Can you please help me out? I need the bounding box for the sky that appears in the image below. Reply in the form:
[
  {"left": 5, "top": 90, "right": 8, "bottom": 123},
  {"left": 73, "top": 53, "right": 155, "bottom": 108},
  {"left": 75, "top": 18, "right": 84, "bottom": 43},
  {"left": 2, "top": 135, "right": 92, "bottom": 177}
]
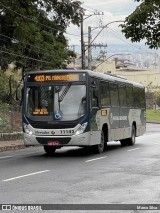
[{"left": 65, "top": 0, "right": 144, "bottom": 52}]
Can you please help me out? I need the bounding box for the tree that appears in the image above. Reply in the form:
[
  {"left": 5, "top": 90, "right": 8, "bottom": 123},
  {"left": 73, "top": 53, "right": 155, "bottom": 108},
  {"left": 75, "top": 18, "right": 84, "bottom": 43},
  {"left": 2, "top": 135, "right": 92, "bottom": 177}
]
[
  {"left": 0, "top": 0, "right": 83, "bottom": 71},
  {"left": 121, "top": 0, "right": 160, "bottom": 49}
]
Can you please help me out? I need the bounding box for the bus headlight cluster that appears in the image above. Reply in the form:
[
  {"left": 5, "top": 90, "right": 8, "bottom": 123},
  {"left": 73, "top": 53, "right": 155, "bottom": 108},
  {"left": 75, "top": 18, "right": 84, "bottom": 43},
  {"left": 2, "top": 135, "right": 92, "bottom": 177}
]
[
  {"left": 23, "top": 123, "right": 32, "bottom": 135},
  {"left": 75, "top": 123, "right": 87, "bottom": 135}
]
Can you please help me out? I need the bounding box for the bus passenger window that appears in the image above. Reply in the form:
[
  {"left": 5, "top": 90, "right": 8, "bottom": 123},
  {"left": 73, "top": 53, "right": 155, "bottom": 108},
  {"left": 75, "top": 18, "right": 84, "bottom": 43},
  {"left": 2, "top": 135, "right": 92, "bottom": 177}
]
[
  {"left": 126, "top": 86, "right": 133, "bottom": 107},
  {"left": 109, "top": 83, "right": 119, "bottom": 107},
  {"left": 100, "top": 82, "right": 110, "bottom": 107},
  {"left": 119, "top": 85, "right": 127, "bottom": 107}
]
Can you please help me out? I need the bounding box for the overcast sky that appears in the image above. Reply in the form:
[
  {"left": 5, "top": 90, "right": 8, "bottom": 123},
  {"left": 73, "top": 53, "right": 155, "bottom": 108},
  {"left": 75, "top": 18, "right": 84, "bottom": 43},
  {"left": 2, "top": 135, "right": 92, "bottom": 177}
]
[{"left": 66, "top": 0, "right": 141, "bottom": 48}]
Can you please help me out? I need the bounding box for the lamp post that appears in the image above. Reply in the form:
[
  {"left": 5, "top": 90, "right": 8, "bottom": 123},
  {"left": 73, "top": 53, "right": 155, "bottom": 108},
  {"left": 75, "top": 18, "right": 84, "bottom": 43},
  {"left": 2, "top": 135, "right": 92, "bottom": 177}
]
[{"left": 87, "top": 20, "right": 124, "bottom": 70}]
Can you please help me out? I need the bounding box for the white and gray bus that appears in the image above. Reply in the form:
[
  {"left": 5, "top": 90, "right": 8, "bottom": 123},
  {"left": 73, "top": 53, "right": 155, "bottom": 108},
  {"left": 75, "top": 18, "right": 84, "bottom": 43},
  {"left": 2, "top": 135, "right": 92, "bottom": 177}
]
[{"left": 23, "top": 70, "right": 146, "bottom": 154}]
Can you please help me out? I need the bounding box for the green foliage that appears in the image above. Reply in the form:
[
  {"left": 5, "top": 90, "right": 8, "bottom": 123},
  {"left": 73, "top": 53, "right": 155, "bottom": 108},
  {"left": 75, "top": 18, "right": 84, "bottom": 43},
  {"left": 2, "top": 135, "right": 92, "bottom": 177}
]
[
  {"left": 0, "top": 102, "right": 11, "bottom": 132},
  {"left": 146, "top": 82, "right": 160, "bottom": 109},
  {"left": 0, "top": 0, "right": 83, "bottom": 71},
  {"left": 146, "top": 109, "right": 160, "bottom": 122},
  {"left": 0, "top": 102, "right": 22, "bottom": 133},
  {"left": 0, "top": 71, "right": 9, "bottom": 101},
  {"left": 121, "top": 0, "right": 160, "bottom": 49}
]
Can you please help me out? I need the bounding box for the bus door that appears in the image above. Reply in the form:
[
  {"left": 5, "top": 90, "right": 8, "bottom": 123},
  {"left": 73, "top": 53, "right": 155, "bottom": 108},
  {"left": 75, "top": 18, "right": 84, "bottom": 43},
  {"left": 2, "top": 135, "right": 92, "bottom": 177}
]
[{"left": 89, "top": 79, "right": 101, "bottom": 146}]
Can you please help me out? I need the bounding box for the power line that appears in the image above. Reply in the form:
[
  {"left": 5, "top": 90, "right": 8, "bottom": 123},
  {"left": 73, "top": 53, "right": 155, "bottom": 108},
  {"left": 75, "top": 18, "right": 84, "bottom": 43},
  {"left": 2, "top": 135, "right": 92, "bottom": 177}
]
[
  {"left": 106, "top": 27, "right": 148, "bottom": 51},
  {"left": 0, "top": 49, "right": 55, "bottom": 65},
  {"left": 0, "top": 3, "right": 80, "bottom": 37}
]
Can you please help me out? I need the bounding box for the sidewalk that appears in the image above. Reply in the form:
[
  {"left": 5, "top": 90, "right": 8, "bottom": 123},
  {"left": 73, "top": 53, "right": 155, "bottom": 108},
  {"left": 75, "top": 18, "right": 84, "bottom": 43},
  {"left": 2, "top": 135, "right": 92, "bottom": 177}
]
[{"left": 0, "top": 139, "right": 26, "bottom": 152}]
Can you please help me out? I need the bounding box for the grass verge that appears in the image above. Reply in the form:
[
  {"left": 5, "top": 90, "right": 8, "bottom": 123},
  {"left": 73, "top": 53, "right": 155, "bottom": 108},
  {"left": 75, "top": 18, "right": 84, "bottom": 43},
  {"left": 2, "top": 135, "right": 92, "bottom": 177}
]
[{"left": 146, "top": 109, "right": 160, "bottom": 123}]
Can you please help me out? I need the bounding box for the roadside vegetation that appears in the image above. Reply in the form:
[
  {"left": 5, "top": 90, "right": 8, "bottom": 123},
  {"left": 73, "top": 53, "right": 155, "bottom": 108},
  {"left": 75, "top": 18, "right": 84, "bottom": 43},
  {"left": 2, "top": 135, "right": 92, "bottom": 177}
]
[
  {"left": 146, "top": 109, "right": 160, "bottom": 123},
  {"left": 0, "top": 102, "right": 22, "bottom": 133}
]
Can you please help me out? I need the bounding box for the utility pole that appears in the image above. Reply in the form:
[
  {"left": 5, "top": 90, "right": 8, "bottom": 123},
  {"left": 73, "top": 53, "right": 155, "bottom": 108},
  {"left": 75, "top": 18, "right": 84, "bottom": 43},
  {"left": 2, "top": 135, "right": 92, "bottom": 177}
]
[
  {"left": 87, "top": 20, "right": 124, "bottom": 70},
  {"left": 81, "top": 14, "right": 85, "bottom": 70},
  {"left": 88, "top": 26, "right": 92, "bottom": 70},
  {"left": 88, "top": 26, "right": 108, "bottom": 70},
  {"left": 80, "top": 11, "right": 104, "bottom": 69}
]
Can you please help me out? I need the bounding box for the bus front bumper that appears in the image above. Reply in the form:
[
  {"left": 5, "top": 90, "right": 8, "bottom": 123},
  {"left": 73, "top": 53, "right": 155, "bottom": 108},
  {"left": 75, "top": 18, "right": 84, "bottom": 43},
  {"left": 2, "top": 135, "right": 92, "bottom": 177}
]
[{"left": 23, "top": 132, "right": 91, "bottom": 147}]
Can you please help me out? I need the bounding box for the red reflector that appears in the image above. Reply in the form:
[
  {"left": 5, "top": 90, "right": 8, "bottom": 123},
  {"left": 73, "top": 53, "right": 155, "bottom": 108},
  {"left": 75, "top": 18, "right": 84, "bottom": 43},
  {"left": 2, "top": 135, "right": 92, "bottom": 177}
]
[{"left": 48, "top": 141, "right": 60, "bottom": 146}]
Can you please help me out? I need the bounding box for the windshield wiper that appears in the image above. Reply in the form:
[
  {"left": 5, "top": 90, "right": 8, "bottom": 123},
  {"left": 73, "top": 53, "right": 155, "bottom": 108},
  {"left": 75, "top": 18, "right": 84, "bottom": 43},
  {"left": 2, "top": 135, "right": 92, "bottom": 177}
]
[{"left": 58, "top": 83, "right": 71, "bottom": 102}]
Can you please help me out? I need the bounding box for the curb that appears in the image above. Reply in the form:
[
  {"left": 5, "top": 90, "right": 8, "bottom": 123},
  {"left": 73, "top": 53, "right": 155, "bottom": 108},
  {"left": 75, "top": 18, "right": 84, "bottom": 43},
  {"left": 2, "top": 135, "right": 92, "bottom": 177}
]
[
  {"left": 0, "top": 144, "right": 26, "bottom": 152},
  {"left": 146, "top": 121, "right": 160, "bottom": 124},
  {"left": 0, "top": 132, "right": 23, "bottom": 141}
]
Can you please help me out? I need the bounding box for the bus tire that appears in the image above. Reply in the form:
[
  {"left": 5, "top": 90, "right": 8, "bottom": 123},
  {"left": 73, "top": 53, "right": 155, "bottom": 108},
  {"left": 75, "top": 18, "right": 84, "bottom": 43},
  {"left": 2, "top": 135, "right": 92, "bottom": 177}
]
[
  {"left": 95, "top": 130, "right": 105, "bottom": 154},
  {"left": 44, "top": 146, "right": 56, "bottom": 155},
  {"left": 127, "top": 125, "right": 136, "bottom": 146},
  {"left": 120, "top": 139, "right": 128, "bottom": 147}
]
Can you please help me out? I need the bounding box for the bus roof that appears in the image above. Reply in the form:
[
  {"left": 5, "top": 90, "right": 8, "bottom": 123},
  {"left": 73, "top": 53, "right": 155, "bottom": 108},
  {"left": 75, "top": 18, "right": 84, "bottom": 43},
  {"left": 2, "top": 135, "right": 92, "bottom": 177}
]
[{"left": 27, "top": 69, "right": 144, "bottom": 88}]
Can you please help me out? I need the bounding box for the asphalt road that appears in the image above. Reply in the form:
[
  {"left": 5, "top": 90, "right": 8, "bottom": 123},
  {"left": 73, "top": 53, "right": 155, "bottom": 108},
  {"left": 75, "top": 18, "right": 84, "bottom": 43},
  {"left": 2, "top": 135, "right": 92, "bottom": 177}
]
[{"left": 0, "top": 123, "right": 160, "bottom": 212}]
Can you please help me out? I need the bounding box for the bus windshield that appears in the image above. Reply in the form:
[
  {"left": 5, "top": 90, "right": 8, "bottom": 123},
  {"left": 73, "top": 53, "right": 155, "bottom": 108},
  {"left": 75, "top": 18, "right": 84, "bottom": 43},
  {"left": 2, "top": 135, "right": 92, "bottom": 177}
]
[{"left": 25, "top": 84, "right": 86, "bottom": 122}]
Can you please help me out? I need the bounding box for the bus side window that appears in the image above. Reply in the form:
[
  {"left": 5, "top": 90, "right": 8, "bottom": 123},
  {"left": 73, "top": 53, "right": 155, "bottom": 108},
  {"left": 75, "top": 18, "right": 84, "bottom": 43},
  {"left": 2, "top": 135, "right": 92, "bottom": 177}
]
[
  {"left": 119, "top": 85, "right": 127, "bottom": 107},
  {"left": 100, "top": 81, "right": 110, "bottom": 107},
  {"left": 133, "top": 87, "right": 139, "bottom": 108},
  {"left": 109, "top": 83, "right": 119, "bottom": 107},
  {"left": 126, "top": 86, "right": 133, "bottom": 107}
]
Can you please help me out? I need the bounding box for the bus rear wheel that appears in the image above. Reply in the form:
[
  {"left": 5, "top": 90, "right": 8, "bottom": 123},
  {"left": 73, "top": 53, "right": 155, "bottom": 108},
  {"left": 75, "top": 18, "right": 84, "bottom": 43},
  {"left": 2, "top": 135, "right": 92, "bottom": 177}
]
[
  {"left": 95, "top": 130, "right": 105, "bottom": 154},
  {"left": 44, "top": 146, "right": 56, "bottom": 155},
  {"left": 127, "top": 125, "right": 136, "bottom": 146}
]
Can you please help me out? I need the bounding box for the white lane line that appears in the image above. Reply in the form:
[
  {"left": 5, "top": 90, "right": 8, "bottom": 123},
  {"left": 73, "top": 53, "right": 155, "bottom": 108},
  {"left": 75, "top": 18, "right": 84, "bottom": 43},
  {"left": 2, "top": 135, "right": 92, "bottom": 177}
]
[
  {"left": 85, "top": 156, "right": 108, "bottom": 163},
  {"left": 2, "top": 170, "right": 50, "bottom": 182},
  {"left": 154, "top": 143, "right": 159, "bottom": 145},
  {"left": 0, "top": 156, "right": 13, "bottom": 160},
  {"left": 128, "top": 148, "right": 140, "bottom": 152}
]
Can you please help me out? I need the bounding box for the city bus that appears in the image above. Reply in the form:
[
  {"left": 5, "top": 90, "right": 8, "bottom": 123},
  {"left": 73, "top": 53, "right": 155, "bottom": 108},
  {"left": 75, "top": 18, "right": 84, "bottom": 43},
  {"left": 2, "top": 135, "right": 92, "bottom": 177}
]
[{"left": 22, "top": 69, "right": 146, "bottom": 154}]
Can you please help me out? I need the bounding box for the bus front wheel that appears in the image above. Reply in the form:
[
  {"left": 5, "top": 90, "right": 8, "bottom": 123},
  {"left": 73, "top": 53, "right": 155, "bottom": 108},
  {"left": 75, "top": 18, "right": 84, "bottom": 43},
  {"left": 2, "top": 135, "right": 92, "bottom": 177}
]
[{"left": 44, "top": 146, "right": 56, "bottom": 155}]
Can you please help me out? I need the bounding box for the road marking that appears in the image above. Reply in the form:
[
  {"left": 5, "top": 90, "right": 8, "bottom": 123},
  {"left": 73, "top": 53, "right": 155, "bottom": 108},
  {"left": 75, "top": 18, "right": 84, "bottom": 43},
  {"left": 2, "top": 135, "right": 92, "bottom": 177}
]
[
  {"left": 154, "top": 143, "right": 159, "bottom": 145},
  {"left": 2, "top": 170, "right": 50, "bottom": 182},
  {"left": 128, "top": 148, "right": 140, "bottom": 152},
  {"left": 0, "top": 156, "right": 13, "bottom": 160},
  {"left": 85, "top": 156, "right": 108, "bottom": 163}
]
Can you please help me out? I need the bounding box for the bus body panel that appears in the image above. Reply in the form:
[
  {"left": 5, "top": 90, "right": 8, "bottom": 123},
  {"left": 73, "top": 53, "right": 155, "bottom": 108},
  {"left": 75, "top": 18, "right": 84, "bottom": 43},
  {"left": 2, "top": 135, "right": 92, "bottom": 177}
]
[{"left": 90, "top": 107, "right": 146, "bottom": 142}]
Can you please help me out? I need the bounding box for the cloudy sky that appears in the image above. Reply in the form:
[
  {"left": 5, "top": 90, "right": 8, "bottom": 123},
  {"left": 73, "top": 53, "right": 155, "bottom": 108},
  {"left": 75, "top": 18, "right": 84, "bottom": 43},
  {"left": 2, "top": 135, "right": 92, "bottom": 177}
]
[{"left": 66, "top": 0, "right": 141, "bottom": 49}]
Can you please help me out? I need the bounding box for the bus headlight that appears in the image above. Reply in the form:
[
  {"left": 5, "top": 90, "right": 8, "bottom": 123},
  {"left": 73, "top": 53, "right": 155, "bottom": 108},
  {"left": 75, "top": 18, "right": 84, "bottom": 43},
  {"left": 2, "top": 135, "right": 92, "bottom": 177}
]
[
  {"left": 23, "top": 123, "right": 32, "bottom": 135},
  {"left": 75, "top": 123, "right": 87, "bottom": 135}
]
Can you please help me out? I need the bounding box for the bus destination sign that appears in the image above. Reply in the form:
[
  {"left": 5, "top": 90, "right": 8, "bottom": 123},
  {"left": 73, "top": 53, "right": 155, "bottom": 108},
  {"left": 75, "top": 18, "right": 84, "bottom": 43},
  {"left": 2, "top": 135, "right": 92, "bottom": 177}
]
[{"left": 33, "top": 74, "right": 79, "bottom": 82}]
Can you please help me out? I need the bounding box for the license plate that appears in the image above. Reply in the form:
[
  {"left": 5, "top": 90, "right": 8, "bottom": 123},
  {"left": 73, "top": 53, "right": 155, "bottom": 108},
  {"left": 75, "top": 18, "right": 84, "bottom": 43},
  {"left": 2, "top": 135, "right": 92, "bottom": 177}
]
[{"left": 48, "top": 141, "right": 60, "bottom": 146}]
